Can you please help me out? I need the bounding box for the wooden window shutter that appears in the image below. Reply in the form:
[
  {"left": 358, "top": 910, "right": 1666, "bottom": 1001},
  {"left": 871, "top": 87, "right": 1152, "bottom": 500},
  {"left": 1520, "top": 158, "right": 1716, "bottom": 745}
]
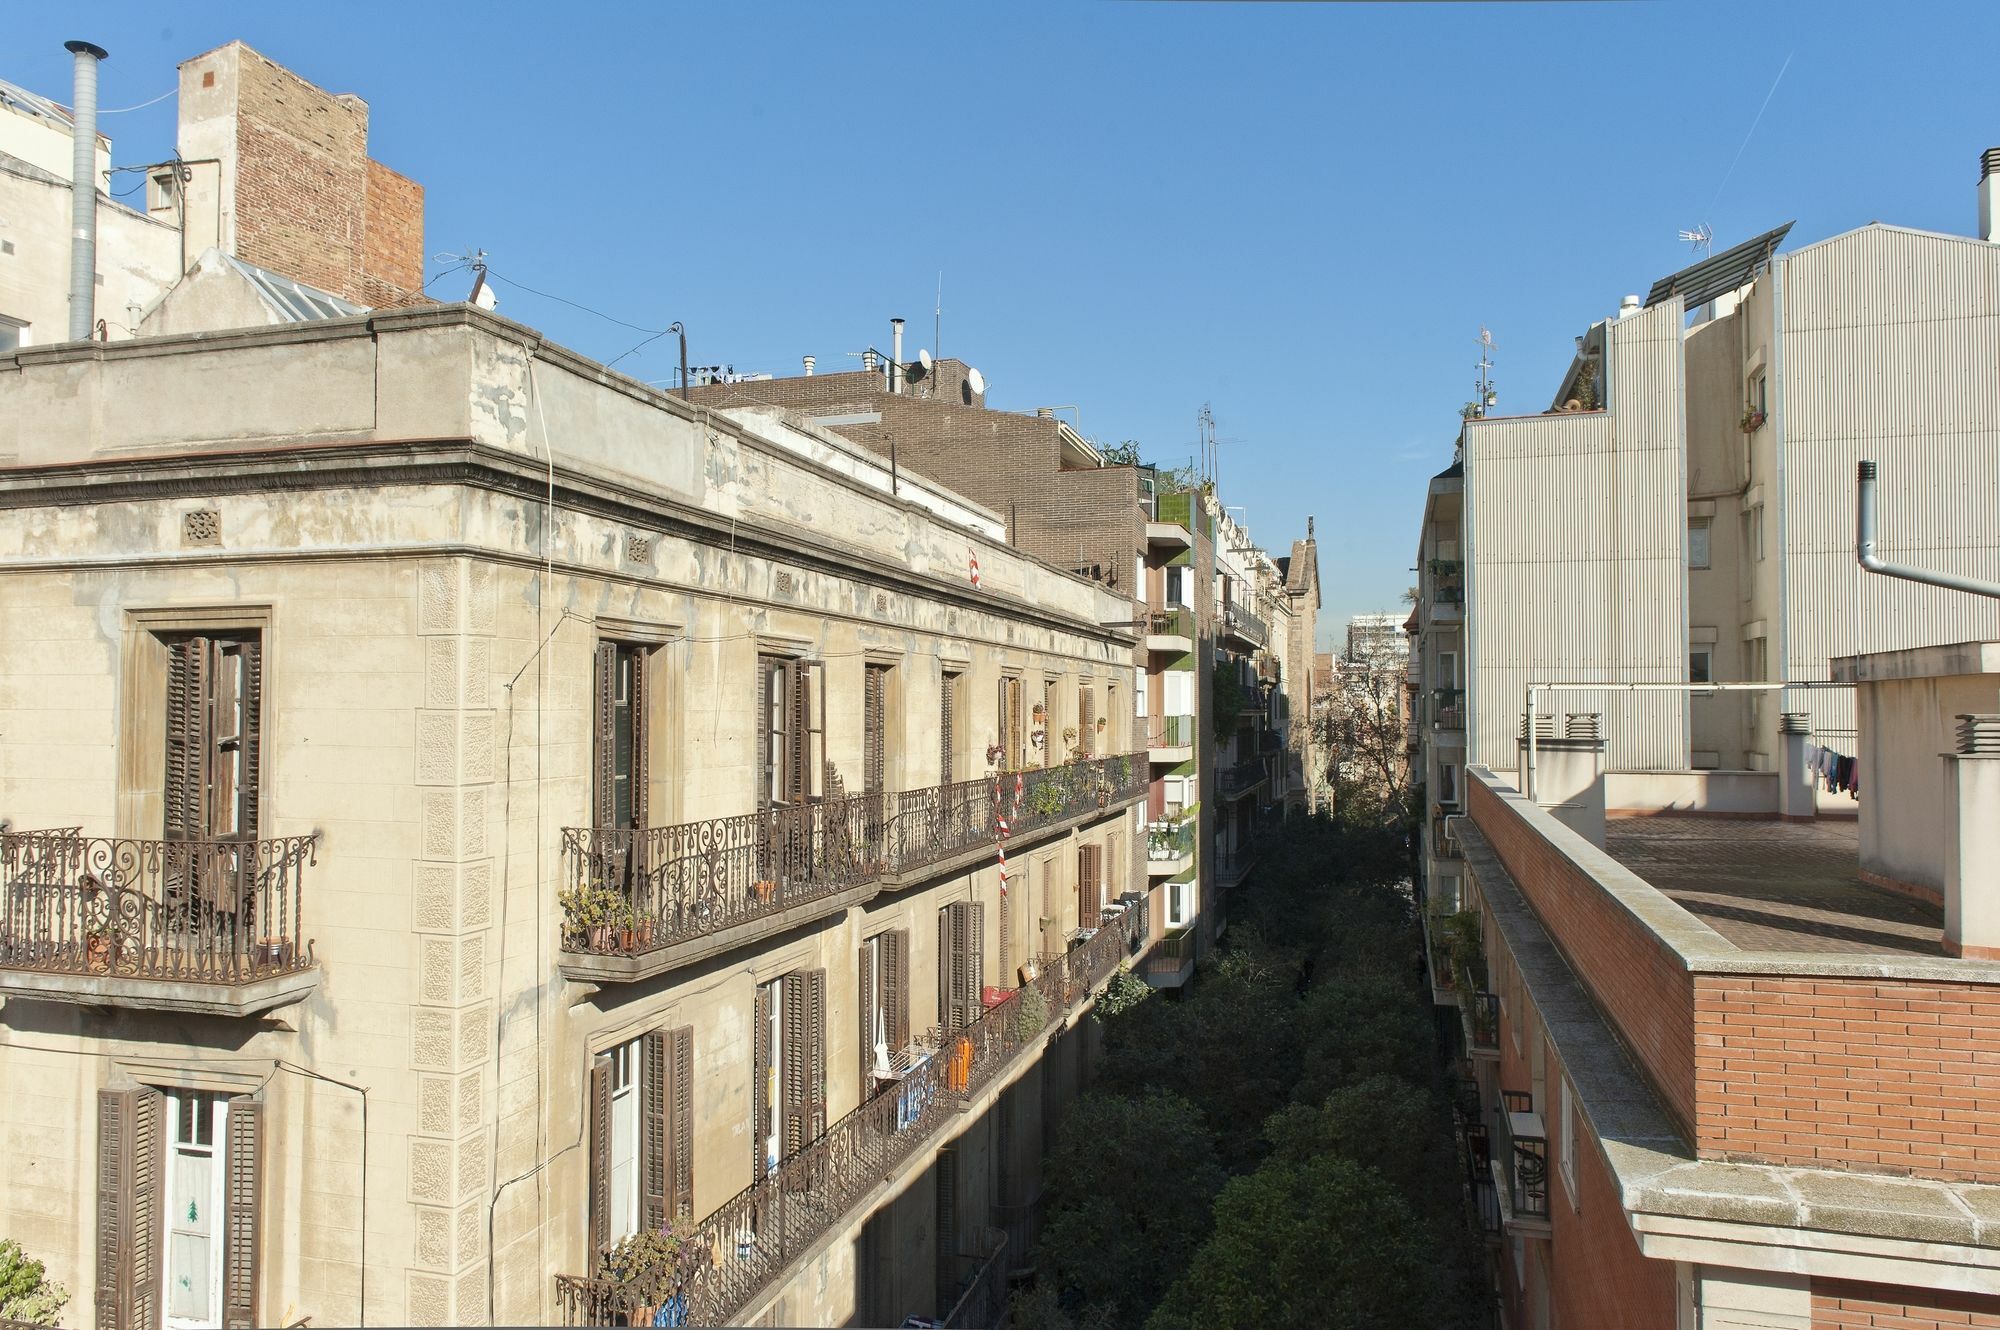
[
  {"left": 966, "top": 902, "right": 985, "bottom": 1013},
  {"left": 235, "top": 636, "right": 264, "bottom": 841},
  {"left": 863, "top": 666, "right": 887, "bottom": 795},
  {"left": 670, "top": 1026, "right": 694, "bottom": 1220},
  {"left": 934, "top": 1141, "right": 959, "bottom": 1296},
  {"left": 629, "top": 648, "right": 650, "bottom": 830},
  {"left": 1079, "top": 687, "right": 1096, "bottom": 758},
  {"left": 592, "top": 642, "right": 618, "bottom": 829},
  {"left": 806, "top": 968, "right": 828, "bottom": 1140},
  {"left": 163, "top": 637, "right": 212, "bottom": 843},
  {"left": 752, "top": 984, "right": 773, "bottom": 1175},
  {"left": 755, "top": 658, "right": 776, "bottom": 815},
  {"left": 939, "top": 673, "right": 956, "bottom": 783},
  {"left": 800, "top": 661, "right": 826, "bottom": 801},
  {"left": 588, "top": 1055, "right": 612, "bottom": 1261},
  {"left": 781, "top": 972, "right": 807, "bottom": 1156},
  {"left": 885, "top": 928, "right": 910, "bottom": 1052},
  {"left": 1078, "top": 845, "right": 1101, "bottom": 929},
  {"left": 222, "top": 1098, "right": 262, "bottom": 1330},
  {"left": 858, "top": 938, "right": 877, "bottom": 1090},
  {"left": 938, "top": 905, "right": 959, "bottom": 1034},
  {"left": 641, "top": 1030, "right": 667, "bottom": 1233},
  {"left": 942, "top": 902, "right": 981, "bottom": 1032},
  {"left": 97, "top": 1086, "right": 165, "bottom": 1330}
]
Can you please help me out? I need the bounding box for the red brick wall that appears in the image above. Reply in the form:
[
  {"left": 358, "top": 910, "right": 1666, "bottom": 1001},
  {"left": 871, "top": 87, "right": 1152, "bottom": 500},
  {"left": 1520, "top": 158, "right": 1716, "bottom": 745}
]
[
  {"left": 1812, "top": 1278, "right": 2000, "bottom": 1327},
  {"left": 1469, "top": 777, "right": 1699, "bottom": 1138},
  {"left": 1696, "top": 975, "right": 2000, "bottom": 1181},
  {"left": 1548, "top": 1073, "right": 1679, "bottom": 1330},
  {"left": 360, "top": 158, "right": 424, "bottom": 303}
]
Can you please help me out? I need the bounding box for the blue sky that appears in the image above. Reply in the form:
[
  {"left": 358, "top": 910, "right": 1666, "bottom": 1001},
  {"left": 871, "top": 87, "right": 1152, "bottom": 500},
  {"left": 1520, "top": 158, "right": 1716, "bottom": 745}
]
[{"left": 13, "top": 2, "right": 1999, "bottom": 647}]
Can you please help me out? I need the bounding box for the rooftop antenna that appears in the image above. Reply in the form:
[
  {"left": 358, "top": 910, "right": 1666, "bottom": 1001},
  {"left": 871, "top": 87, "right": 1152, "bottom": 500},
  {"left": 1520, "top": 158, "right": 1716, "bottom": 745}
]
[
  {"left": 1196, "top": 404, "right": 1217, "bottom": 487},
  {"left": 934, "top": 272, "right": 943, "bottom": 364},
  {"left": 1474, "top": 326, "right": 1497, "bottom": 415},
  {"left": 1677, "top": 223, "right": 1714, "bottom": 259}
]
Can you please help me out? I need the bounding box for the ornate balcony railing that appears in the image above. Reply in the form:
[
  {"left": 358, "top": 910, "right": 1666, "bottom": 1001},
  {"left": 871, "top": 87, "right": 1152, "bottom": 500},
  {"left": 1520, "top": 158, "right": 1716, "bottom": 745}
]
[
  {"left": 1221, "top": 604, "right": 1267, "bottom": 648},
  {"left": 562, "top": 754, "right": 1148, "bottom": 960},
  {"left": 0, "top": 829, "right": 319, "bottom": 983},
  {"left": 1431, "top": 687, "right": 1464, "bottom": 730},
  {"left": 1217, "top": 758, "right": 1268, "bottom": 800},
  {"left": 553, "top": 916, "right": 1139, "bottom": 1327}
]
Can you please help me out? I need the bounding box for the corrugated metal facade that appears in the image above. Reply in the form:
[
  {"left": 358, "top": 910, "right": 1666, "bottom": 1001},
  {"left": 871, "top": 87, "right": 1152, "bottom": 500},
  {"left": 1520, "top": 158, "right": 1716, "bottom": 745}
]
[
  {"left": 1777, "top": 226, "right": 2000, "bottom": 739},
  {"left": 1464, "top": 299, "right": 1691, "bottom": 773}
]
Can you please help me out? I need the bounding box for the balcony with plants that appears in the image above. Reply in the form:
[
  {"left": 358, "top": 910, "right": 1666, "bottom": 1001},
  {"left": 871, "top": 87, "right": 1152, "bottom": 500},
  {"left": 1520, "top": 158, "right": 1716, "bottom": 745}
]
[
  {"left": 559, "top": 752, "right": 1149, "bottom": 982},
  {"left": 555, "top": 915, "right": 1140, "bottom": 1327},
  {"left": 0, "top": 827, "right": 322, "bottom": 1016},
  {"left": 1428, "top": 558, "right": 1464, "bottom": 615},
  {"left": 1145, "top": 606, "right": 1194, "bottom": 650},
  {"left": 1431, "top": 687, "right": 1464, "bottom": 731},
  {"left": 1144, "top": 813, "right": 1196, "bottom": 875}
]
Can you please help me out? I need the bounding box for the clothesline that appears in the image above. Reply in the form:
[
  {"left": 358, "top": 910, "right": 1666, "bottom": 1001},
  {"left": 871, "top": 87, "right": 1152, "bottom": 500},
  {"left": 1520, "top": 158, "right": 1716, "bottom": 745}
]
[{"left": 1808, "top": 742, "right": 1859, "bottom": 798}]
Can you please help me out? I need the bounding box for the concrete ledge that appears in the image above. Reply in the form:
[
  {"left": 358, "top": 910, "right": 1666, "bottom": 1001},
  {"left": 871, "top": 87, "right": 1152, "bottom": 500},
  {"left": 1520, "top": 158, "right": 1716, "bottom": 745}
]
[
  {"left": 0, "top": 965, "right": 319, "bottom": 1017},
  {"left": 560, "top": 794, "right": 1143, "bottom": 985}
]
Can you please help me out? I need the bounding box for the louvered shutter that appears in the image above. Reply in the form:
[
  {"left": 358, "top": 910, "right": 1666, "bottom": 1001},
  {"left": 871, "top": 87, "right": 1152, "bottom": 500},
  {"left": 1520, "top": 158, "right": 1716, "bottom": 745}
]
[
  {"left": 222, "top": 1098, "right": 262, "bottom": 1330},
  {"left": 938, "top": 906, "right": 955, "bottom": 1035},
  {"left": 805, "top": 968, "right": 828, "bottom": 1140},
  {"left": 965, "top": 903, "right": 985, "bottom": 1013},
  {"left": 939, "top": 674, "right": 956, "bottom": 783},
  {"left": 858, "top": 939, "right": 877, "bottom": 1090},
  {"left": 641, "top": 1029, "right": 667, "bottom": 1232},
  {"left": 98, "top": 1086, "right": 165, "bottom": 1330},
  {"left": 885, "top": 929, "right": 910, "bottom": 1052},
  {"left": 1078, "top": 845, "right": 1101, "bottom": 929},
  {"left": 593, "top": 642, "right": 618, "bottom": 829},
  {"left": 934, "top": 1141, "right": 959, "bottom": 1297},
  {"left": 863, "top": 666, "right": 887, "bottom": 795},
  {"left": 236, "top": 637, "right": 264, "bottom": 841},
  {"left": 669, "top": 1026, "right": 694, "bottom": 1220},
  {"left": 753, "top": 984, "right": 773, "bottom": 1176},
  {"left": 1079, "top": 688, "right": 1096, "bottom": 758},
  {"left": 800, "top": 661, "right": 826, "bottom": 801},
  {"left": 781, "top": 972, "right": 807, "bottom": 1156},
  {"left": 164, "top": 638, "right": 211, "bottom": 843},
  {"left": 588, "top": 1055, "right": 612, "bottom": 1262},
  {"left": 755, "top": 659, "right": 776, "bottom": 816},
  {"left": 942, "top": 902, "right": 974, "bottom": 1032},
  {"left": 629, "top": 648, "right": 649, "bottom": 830}
]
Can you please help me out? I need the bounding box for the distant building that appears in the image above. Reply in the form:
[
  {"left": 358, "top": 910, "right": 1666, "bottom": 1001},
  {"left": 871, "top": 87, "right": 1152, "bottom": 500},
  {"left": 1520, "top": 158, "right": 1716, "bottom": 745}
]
[{"left": 1344, "top": 611, "right": 1406, "bottom": 670}]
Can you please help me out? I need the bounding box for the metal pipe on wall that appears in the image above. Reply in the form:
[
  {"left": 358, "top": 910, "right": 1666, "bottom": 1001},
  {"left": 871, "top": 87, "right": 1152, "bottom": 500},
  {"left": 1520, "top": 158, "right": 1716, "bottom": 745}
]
[
  {"left": 1856, "top": 460, "right": 2000, "bottom": 601},
  {"left": 65, "top": 40, "right": 109, "bottom": 343}
]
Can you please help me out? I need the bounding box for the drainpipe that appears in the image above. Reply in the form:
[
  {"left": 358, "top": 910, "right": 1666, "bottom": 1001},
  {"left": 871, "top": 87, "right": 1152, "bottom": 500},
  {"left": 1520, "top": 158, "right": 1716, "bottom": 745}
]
[
  {"left": 65, "top": 40, "right": 108, "bottom": 343},
  {"left": 1856, "top": 461, "right": 2000, "bottom": 600}
]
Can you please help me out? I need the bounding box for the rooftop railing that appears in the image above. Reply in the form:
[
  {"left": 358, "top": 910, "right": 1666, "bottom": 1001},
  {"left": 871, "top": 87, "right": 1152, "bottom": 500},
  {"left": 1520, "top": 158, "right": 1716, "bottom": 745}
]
[
  {"left": 562, "top": 753, "right": 1148, "bottom": 960},
  {"left": 0, "top": 829, "right": 319, "bottom": 984},
  {"left": 553, "top": 915, "right": 1139, "bottom": 1326}
]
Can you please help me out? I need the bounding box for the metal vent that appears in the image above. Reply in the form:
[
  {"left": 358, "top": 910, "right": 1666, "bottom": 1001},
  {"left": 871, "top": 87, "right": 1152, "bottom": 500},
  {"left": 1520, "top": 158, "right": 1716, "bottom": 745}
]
[
  {"left": 1956, "top": 714, "right": 2000, "bottom": 755},
  {"left": 624, "top": 534, "right": 651, "bottom": 564},
  {"left": 182, "top": 509, "right": 221, "bottom": 546}
]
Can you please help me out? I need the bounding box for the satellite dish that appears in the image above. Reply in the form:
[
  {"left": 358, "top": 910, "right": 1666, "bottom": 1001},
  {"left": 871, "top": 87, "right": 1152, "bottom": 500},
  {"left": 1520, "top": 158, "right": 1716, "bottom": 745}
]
[
  {"left": 917, "top": 348, "right": 933, "bottom": 370},
  {"left": 966, "top": 366, "right": 986, "bottom": 395}
]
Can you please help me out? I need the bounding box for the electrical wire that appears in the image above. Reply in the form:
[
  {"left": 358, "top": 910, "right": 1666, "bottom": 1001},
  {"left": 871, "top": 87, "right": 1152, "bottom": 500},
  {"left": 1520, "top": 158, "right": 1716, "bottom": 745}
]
[
  {"left": 481, "top": 270, "right": 667, "bottom": 334},
  {"left": 100, "top": 87, "right": 176, "bottom": 114}
]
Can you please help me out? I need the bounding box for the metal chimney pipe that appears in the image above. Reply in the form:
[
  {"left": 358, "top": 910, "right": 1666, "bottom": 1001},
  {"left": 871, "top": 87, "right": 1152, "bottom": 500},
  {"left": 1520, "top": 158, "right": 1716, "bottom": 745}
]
[
  {"left": 889, "top": 318, "right": 904, "bottom": 394},
  {"left": 1979, "top": 147, "right": 1999, "bottom": 244},
  {"left": 802, "top": 355, "right": 815, "bottom": 377},
  {"left": 65, "top": 40, "right": 109, "bottom": 343},
  {"left": 1857, "top": 460, "right": 2000, "bottom": 599}
]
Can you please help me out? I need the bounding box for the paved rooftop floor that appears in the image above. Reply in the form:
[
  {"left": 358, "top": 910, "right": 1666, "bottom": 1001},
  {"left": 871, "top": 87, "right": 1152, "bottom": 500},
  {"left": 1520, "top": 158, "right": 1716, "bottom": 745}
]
[{"left": 1601, "top": 817, "right": 1945, "bottom": 957}]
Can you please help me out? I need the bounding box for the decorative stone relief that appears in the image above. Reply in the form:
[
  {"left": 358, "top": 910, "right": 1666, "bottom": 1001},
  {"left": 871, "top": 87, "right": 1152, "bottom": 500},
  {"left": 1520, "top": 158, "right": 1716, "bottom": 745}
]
[
  {"left": 419, "top": 563, "right": 458, "bottom": 634},
  {"left": 409, "top": 1139, "right": 451, "bottom": 1203},
  {"left": 462, "top": 713, "right": 495, "bottom": 782},
  {"left": 411, "top": 1009, "right": 454, "bottom": 1070},
  {"left": 420, "top": 793, "right": 457, "bottom": 860},
  {"left": 406, "top": 1272, "right": 450, "bottom": 1327},
  {"left": 460, "top": 788, "right": 487, "bottom": 859},
  {"left": 454, "top": 1270, "right": 486, "bottom": 1324},
  {"left": 455, "top": 1127, "right": 487, "bottom": 1200},
  {"left": 459, "top": 932, "right": 487, "bottom": 1003},
  {"left": 424, "top": 639, "right": 460, "bottom": 708},
  {"left": 461, "top": 862, "right": 493, "bottom": 929},
  {"left": 182, "top": 509, "right": 221, "bottom": 547},
  {"left": 464, "top": 640, "right": 491, "bottom": 708},
  {"left": 413, "top": 865, "right": 455, "bottom": 933},
  {"left": 415, "top": 713, "right": 458, "bottom": 786},
  {"left": 419, "top": 937, "right": 455, "bottom": 1005},
  {"left": 457, "top": 1003, "right": 489, "bottom": 1066},
  {"left": 456, "top": 1068, "right": 483, "bottom": 1134},
  {"left": 418, "top": 1075, "right": 453, "bottom": 1136},
  {"left": 414, "top": 1207, "right": 450, "bottom": 1269},
  {"left": 467, "top": 563, "right": 495, "bottom": 634}
]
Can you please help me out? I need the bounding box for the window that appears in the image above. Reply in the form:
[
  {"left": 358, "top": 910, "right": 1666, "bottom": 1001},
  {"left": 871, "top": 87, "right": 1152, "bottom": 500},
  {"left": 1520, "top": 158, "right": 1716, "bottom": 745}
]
[
  {"left": 0, "top": 314, "right": 25, "bottom": 353},
  {"left": 593, "top": 642, "right": 650, "bottom": 829},
  {"left": 1167, "top": 876, "right": 1189, "bottom": 928},
  {"left": 589, "top": 1026, "right": 694, "bottom": 1255},
  {"left": 1077, "top": 686, "right": 1096, "bottom": 758},
  {"left": 1436, "top": 650, "right": 1458, "bottom": 690},
  {"left": 1688, "top": 518, "right": 1712, "bottom": 570},
  {"left": 1559, "top": 1078, "right": 1578, "bottom": 1206},
  {"left": 751, "top": 971, "right": 825, "bottom": 1176},
  {"left": 1437, "top": 763, "right": 1459, "bottom": 809},
  {"left": 939, "top": 670, "right": 961, "bottom": 783},
  {"left": 1077, "top": 843, "right": 1102, "bottom": 929},
  {"left": 859, "top": 930, "right": 911, "bottom": 1086},
  {"left": 938, "top": 900, "right": 986, "bottom": 1033},
  {"left": 1164, "top": 565, "right": 1185, "bottom": 607},
  {"left": 1689, "top": 650, "right": 1713, "bottom": 684},
  {"left": 758, "top": 656, "right": 825, "bottom": 809},
  {"left": 997, "top": 676, "right": 1024, "bottom": 771},
  {"left": 97, "top": 1085, "right": 263, "bottom": 1330},
  {"left": 1742, "top": 504, "right": 1765, "bottom": 564},
  {"left": 1750, "top": 371, "right": 1767, "bottom": 416},
  {"left": 863, "top": 664, "right": 892, "bottom": 794},
  {"left": 163, "top": 633, "right": 263, "bottom": 843}
]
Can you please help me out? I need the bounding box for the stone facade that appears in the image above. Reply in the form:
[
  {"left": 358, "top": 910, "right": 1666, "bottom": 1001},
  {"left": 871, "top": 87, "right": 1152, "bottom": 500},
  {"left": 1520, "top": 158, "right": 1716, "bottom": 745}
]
[{"left": 0, "top": 307, "right": 1143, "bottom": 1327}]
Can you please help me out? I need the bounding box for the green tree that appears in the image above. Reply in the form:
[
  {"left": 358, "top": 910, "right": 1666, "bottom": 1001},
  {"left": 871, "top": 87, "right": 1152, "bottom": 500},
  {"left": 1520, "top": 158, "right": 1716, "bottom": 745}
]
[
  {"left": 1292, "top": 969, "right": 1433, "bottom": 1105},
  {"left": 1020, "top": 1090, "right": 1226, "bottom": 1329},
  {"left": 1144, "top": 1156, "right": 1444, "bottom": 1330},
  {"left": 0, "top": 1239, "right": 68, "bottom": 1328}
]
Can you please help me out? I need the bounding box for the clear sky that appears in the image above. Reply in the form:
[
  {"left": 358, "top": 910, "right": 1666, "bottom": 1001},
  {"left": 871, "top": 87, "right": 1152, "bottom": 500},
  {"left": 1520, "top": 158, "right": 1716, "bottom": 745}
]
[{"left": 12, "top": 2, "right": 1999, "bottom": 647}]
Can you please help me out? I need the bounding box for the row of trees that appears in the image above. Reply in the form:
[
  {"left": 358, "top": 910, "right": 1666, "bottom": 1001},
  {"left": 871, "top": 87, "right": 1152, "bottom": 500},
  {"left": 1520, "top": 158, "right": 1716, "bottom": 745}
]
[{"left": 1012, "top": 806, "right": 1486, "bottom": 1330}]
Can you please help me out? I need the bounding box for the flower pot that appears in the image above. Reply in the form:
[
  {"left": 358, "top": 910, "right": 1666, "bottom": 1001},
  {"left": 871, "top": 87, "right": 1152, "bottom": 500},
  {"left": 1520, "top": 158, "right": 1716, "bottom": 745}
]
[
  {"left": 626, "top": 1305, "right": 654, "bottom": 1328},
  {"left": 636, "top": 919, "right": 654, "bottom": 947},
  {"left": 253, "top": 937, "right": 293, "bottom": 969},
  {"left": 589, "top": 923, "right": 614, "bottom": 951},
  {"left": 86, "top": 933, "right": 111, "bottom": 974},
  {"left": 752, "top": 880, "right": 777, "bottom": 904},
  {"left": 619, "top": 928, "right": 637, "bottom": 951}
]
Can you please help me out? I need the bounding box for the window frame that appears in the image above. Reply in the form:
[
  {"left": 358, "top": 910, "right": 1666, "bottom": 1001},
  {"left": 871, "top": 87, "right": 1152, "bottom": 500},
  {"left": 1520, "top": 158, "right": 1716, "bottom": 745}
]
[
  {"left": 1687, "top": 518, "right": 1712, "bottom": 570},
  {"left": 1558, "top": 1077, "right": 1579, "bottom": 1209},
  {"left": 1689, "top": 649, "right": 1713, "bottom": 685},
  {"left": 162, "top": 1089, "right": 230, "bottom": 1330}
]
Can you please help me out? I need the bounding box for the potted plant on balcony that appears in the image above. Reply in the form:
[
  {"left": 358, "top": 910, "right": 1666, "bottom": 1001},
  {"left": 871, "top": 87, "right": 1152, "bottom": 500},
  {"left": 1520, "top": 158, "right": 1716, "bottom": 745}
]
[
  {"left": 1013, "top": 985, "right": 1049, "bottom": 1041},
  {"left": 752, "top": 876, "right": 778, "bottom": 905},
  {"left": 599, "top": 1223, "right": 694, "bottom": 1327},
  {"left": 557, "top": 881, "right": 622, "bottom": 951},
  {"left": 1739, "top": 407, "right": 1767, "bottom": 433},
  {"left": 1026, "top": 779, "right": 1066, "bottom": 819},
  {"left": 79, "top": 874, "right": 113, "bottom": 974}
]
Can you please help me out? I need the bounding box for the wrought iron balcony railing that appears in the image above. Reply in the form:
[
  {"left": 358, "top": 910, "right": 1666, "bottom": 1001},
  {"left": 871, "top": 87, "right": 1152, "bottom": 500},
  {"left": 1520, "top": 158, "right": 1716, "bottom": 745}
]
[
  {"left": 1463, "top": 990, "right": 1499, "bottom": 1055},
  {"left": 556, "top": 915, "right": 1138, "bottom": 1327},
  {"left": 1217, "top": 758, "right": 1268, "bottom": 800},
  {"left": 1431, "top": 687, "right": 1464, "bottom": 730},
  {"left": 1431, "top": 813, "right": 1463, "bottom": 860},
  {"left": 1494, "top": 1093, "right": 1550, "bottom": 1225},
  {"left": 562, "top": 753, "right": 1148, "bottom": 960},
  {"left": 1146, "top": 606, "right": 1194, "bottom": 640},
  {"left": 1145, "top": 819, "right": 1196, "bottom": 863},
  {"left": 0, "top": 828, "right": 319, "bottom": 985},
  {"left": 1220, "top": 603, "right": 1267, "bottom": 648}
]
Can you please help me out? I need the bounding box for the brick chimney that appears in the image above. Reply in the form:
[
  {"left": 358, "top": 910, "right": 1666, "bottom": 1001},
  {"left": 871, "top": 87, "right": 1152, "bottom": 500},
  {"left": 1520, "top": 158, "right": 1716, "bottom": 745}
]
[{"left": 175, "top": 41, "right": 424, "bottom": 307}]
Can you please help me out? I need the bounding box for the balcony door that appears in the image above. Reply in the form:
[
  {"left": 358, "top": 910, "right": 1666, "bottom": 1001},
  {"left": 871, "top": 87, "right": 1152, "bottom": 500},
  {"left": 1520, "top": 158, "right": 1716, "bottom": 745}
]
[
  {"left": 752, "top": 970, "right": 827, "bottom": 1176},
  {"left": 163, "top": 633, "right": 263, "bottom": 846},
  {"left": 593, "top": 642, "right": 649, "bottom": 832},
  {"left": 588, "top": 1026, "right": 694, "bottom": 1260},
  {"left": 757, "top": 657, "right": 825, "bottom": 888},
  {"left": 997, "top": 677, "right": 1024, "bottom": 771}
]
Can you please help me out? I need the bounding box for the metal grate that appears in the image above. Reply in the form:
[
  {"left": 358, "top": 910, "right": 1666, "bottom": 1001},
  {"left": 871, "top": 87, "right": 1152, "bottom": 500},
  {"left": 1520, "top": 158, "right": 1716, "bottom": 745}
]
[{"left": 182, "top": 510, "right": 221, "bottom": 547}]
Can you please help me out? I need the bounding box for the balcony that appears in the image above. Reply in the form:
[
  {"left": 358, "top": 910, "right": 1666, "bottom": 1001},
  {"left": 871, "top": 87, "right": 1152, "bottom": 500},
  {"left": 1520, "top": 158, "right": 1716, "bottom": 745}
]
[
  {"left": 1431, "top": 687, "right": 1464, "bottom": 732},
  {"left": 1430, "top": 812, "right": 1463, "bottom": 861},
  {"left": 1145, "top": 607, "right": 1194, "bottom": 653},
  {"left": 1428, "top": 559, "right": 1464, "bottom": 620},
  {"left": 1142, "top": 924, "right": 1195, "bottom": 988},
  {"left": 559, "top": 753, "right": 1149, "bottom": 982},
  {"left": 1491, "top": 1092, "right": 1550, "bottom": 1235},
  {"left": 1152, "top": 491, "right": 1208, "bottom": 543},
  {"left": 1144, "top": 713, "right": 1196, "bottom": 761},
  {"left": 1452, "top": 1106, "right": 1501, "bottom": 1241},
  {"left": 0, "top": 829, "right": 321, "bottom": 1016},
  {"left": 556, "top": 916, "right": 1140, "bottom": 1327},
  {"left": 1423, "top": 917, "right": 1460, "bottom": 1004},
  {"left": 1219, "top": 603, "right": 1267, "bottom": 650},
  {"left": 1460, "top": 991, "right": 1499, "bottom": 1059},
  {"left": 1213, "top": 845, "right": 1258, "bottom": 891},
  {"left": 1145, "top": 818, "right": 1196, "bottom": 875},
  {"left": 1217, "top": 758, "right": 1268, "bottom": 802}
]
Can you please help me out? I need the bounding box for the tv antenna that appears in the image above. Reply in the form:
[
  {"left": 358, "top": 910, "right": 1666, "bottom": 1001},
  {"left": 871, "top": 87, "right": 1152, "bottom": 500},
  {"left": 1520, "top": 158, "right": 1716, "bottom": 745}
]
[
  {"left": 1474, "top": 326, "right": 1497, "bottom": 415},
  {"left": 1196, "top": 404, "right": 1217, "bottom": 486},
  {"left": 1677, "top": 223, "right": 1714, "bottom": 259}
]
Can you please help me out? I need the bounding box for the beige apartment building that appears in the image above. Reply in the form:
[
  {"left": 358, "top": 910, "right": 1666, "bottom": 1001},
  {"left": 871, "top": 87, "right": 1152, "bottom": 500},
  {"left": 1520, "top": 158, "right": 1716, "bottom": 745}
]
[{"left": 0, "top": 40, "right": 1152, "bottom": 1329}]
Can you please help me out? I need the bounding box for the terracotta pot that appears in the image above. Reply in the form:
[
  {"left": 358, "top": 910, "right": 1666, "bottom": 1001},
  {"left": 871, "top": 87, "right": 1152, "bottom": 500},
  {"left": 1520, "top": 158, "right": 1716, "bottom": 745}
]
[
  {"left": 86, "top": 933, "right": 111, "bottom": 974},
  {"left": 753, "top": 880, "right": 777, "bottom": 903},
  {"left": 589, "top": 923, "right": 614, "bottom": 951},
  {"left": 636, "top": 919, "right": 654, "bottom": 947},
  {"left": 619, "top": 928, "right": 637, "bottom": 951}
]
